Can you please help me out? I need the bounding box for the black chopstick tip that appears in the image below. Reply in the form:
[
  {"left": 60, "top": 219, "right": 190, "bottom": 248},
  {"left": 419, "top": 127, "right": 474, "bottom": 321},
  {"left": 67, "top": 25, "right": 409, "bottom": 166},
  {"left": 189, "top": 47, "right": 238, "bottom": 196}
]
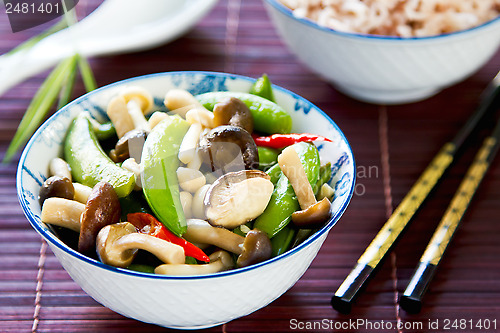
[
  {"left": 331, "top": 295, "right": 352, "bottom": 314},
  {"left": 400, "top": 295, "right": 422, "bottom": 314}
]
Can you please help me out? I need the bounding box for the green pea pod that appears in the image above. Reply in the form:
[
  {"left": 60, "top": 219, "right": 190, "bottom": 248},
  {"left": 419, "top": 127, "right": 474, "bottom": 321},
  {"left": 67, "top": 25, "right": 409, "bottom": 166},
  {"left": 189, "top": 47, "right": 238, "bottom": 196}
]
[
  {"left": 313, "top": 162, "right": 332, "bottom": 195},
  {"left": 141, "top": 115, "right": 190, "bottom": 236},
  {"left": 64, "top": 113, "right": 135, "bottom": 197},
  {"left": 266, "top": 163, "right": 281, "bottom": 185},
  {"left": 250, "top": 74, "right": 275, "bottom": 102},
  {"left": 271, "top": 226, "right": 296, "bottom": 257},
  {"left": 93, "top": 121, "right": 116, "bottom": 141},
  {"left": 127, "top": 264, "right": 155, "bottom": 274},
  {"left": 196, "top": 92, "right": 292, "bottom": 134},
  {"left": 258, "top": 146, "right": 279, "bottom": 170},
  {"left": 254, "top": 142, "right": 320, "bottom": 238}
]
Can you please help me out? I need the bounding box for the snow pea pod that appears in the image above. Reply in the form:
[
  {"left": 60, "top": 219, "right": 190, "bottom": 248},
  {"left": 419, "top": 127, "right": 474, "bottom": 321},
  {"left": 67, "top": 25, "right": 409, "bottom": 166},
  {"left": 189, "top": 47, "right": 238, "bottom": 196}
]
[
  {"left": 250, "top": 74, "right": 275, "bottom": 102},
  {"left": 141, "top": 115, "right": 190, "bottom": 236},
  {"left": 196, "top": 92, "right": 292, "bottom": 134},
  {"left": 64, "top": 113, "right": 135, "bottom": 197},
  {"left": 258, "top": 146, "right": 279, "bottom": 170},
  {"left": 254, "top": 142, "right": 320, "bottom": 238}
]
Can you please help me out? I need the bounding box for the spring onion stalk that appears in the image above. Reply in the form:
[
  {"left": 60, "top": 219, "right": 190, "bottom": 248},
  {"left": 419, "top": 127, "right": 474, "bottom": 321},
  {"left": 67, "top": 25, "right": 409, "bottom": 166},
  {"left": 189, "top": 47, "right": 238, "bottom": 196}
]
[
  {"left": 77, "top": 55, "right": 97, "bottom": 92},
  {"left": 3, "top": 55, "right": 79, "bottom": 163}
]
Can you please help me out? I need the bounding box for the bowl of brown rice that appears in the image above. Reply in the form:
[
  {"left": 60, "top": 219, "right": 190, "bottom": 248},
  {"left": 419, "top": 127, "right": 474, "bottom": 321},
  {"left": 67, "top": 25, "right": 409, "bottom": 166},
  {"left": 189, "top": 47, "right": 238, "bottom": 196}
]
[{"left": 264, "top": 0, "right": 500, "bottom": 104}]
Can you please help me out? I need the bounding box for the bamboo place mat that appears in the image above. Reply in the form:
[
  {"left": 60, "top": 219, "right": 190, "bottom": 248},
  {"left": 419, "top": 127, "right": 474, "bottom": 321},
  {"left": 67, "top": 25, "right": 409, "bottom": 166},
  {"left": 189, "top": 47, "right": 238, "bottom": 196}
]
[{"left": 1, "top": 0, "right": 500, "bottom": 332}]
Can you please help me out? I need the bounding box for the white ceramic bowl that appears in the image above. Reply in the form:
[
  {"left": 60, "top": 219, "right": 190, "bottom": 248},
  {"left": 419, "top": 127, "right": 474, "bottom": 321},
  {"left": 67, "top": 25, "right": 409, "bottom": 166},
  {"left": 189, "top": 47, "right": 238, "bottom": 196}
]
[
  {"left": 264, "top": 0, "right": 500, "bottom": 104},
  {"left": 17, "top": 72, "right": 355, "bottom": 329}
]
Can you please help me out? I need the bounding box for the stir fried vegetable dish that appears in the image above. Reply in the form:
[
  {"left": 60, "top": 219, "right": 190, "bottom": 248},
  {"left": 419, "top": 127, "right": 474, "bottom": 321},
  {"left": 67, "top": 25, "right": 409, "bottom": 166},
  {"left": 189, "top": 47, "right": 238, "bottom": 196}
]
[{"left": 39, "top": 75, "right": 336, "bottom": 275}]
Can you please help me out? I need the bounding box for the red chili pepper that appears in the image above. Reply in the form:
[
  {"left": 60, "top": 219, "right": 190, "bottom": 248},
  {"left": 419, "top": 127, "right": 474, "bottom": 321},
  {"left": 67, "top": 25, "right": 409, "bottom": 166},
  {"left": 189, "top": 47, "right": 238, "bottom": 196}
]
[
  {"left": 252, "top": 133, "right": 333, "bottom": 149},
  {"left": 127, "top": 213, "right": 210, "bottom": 263}
]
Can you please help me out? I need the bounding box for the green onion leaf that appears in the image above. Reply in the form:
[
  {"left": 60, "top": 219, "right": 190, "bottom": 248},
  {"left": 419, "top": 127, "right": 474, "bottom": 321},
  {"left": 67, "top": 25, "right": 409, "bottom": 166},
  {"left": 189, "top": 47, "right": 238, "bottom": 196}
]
[
  {"left": 77, "top": 55, "right": 97, "bottom": 92},
  {"left": 3, "top": 54, "right": 79, "bottom": 163}
]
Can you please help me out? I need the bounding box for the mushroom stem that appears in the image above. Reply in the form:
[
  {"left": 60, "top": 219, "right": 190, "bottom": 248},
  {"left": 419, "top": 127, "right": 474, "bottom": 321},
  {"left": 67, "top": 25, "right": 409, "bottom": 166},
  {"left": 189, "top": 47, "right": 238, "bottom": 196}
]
[
  {"left": 115, "top": 233, "right": 185, "bottom": 265},
  {"left": 49, "top": 157, "right": 72, "bottom": 181},
  {"left": 107, "top": 96, "right": 135, "bottom": 138},
  {"left": 277, "top": 145, "right": 317, "bottom": 209},
  {"left": 154, "top": 250, "right": 233, "bottom": 276},
  {"left": 184, "top": 219, "right": 245, "bottom": 255},
  {"left": 127, "top": 99, "right": 150, "bottom": 132},
  {"left": 41, "top": 197, "right": 84, "bottom": 232},
  {"left": 72, "top": 182, "right": 93, "bottom": 203}
]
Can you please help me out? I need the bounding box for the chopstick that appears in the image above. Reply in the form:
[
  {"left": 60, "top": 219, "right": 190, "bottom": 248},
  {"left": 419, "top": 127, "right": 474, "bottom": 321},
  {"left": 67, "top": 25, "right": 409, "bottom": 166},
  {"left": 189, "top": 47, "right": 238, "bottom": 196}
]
[
  {"left": 331, "top": 71, "right": 500, "bottom": 314},
  {"left": 400, "top": 116, "right": 500, "bottom": 313}
]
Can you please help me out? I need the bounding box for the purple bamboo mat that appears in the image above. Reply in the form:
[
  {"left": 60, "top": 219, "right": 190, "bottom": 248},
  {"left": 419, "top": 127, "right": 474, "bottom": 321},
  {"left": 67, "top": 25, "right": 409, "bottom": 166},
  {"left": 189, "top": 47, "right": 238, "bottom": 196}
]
[{"left": 1, "top": 1, "right": 499, "bottom": 332}]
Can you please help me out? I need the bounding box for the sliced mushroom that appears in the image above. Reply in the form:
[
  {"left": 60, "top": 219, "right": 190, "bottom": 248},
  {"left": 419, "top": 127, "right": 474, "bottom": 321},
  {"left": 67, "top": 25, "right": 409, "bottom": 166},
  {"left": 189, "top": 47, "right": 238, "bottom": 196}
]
[
  {"left": 110, "top": 129, "right": 147, "bottom": 163},
  {"left": 213, "top": 97, "right": 253, "bottom": 133},
  {"left": 277, "top": 146, "right": 332, "bottom": 228},
  {"left": 184, "top": 219, "right": 245, "bottom": 254},
  {"left": 154, "top": 250, "right": 233, "bottom": 276},
  {"left": 39, "top": 176, "right": 74, "bottom": 205},
  {"left": 96, "top": 222, "right": 185, "bottom": 268},
  {"left": 78, "top": 182, "right": 121, "bottom": 254},
  {"left": 237, "top": 229, "right": 272, "bottom": 268},
  {"left": 41, "top": 197, "right": 85, "bottom": 232},
  {"left": 204, "top": 170, "right": 274, "bottom": 229},
  {"left": 199, "top": 125, "right": 259, "bottom": 172}
]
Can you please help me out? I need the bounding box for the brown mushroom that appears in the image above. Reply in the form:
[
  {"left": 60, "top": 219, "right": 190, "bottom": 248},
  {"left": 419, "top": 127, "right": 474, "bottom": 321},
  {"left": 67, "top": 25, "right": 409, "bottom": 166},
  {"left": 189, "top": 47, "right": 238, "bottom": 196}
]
[
  {"left": 199, "top": 125, "right": 259, "bottom": 172},
  {"left": 96, "top": 222, "right": 138, "bottom": 267},
  {"left": 78, "top": 182, "right": 121, "bottom": 255},
  {"left": 155, "top": 250, "right": 233, "bottom": 276},
  {"left": 39, "top": 176, "right": 74, "bottom": 205},
  {"left": 110, "top": 129, "right": 147, "bottom": 163},
  {"left": 204, "top": 170, "right": 274, "bottom": 229},
  {"left": 236, "top": 229, "right": 272, "bottom": 268},
  {"left": 277, "top": 146, "right": 332, "bottom": 229},
  {"left": 213, "top": 97, "right": 253, "bottom": 133},
  {"left": 96, "top": 222, "right": 185, "bottom": 268}
]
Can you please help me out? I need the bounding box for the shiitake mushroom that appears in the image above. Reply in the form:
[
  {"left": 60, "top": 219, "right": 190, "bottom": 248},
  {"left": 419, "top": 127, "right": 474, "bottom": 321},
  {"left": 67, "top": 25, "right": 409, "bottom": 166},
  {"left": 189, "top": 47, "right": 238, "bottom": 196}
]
[{"left": 199, "top": 125, "right": 259, "bottom": 172}]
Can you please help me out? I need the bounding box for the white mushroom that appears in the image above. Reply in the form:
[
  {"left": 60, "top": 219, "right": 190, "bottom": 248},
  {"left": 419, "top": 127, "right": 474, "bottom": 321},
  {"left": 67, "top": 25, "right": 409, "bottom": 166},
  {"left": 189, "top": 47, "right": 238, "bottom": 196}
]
[
  {"left": 154, "top": 250, "right": 234, "bottom": 276},
  {"left": 121, "top": 86, "right": 154, "bottom": 132},
  {"left": 72, "top": 182, "right": 93, "bottom": 203},
  {"left": 49, "top": 157, "right": 72, "bottom": 181},
  {"left": 179, "top": 191, "right": 193, "bottom": 218},
  {"left": 164, "top": 89, "right": 203, "bottom": 118},
  {"left": 97, "top": 222, "right": 185, "bottom": 268},
  {"left": 277, "top": 146, "right": 331, "bottom": 228},
  {"left": 176, "top": 167, "right": 206, "bottom": 193},
  {"left": 122, "top": 158, "right": 142, "bottom": 190},
  {"left": 178, "top": 123, "right": 203, "bottom": 164},
  {"left": 185, "top": 107, "right": 214, "bottom": 128},
  {"left": 41, "top": 197, "right": 85, "bottom": 232},
  {"left": 191, "top": 184, "right": 211, "bottom": 219},
  {"left": 184, "top": 219, "right": 245, "bottom": 254},
  {"left": 147, "top": 111, "right": 168, "bottom": 129},
  {"left": 107, "top": 96, "right": 135, "bottom": 138}
]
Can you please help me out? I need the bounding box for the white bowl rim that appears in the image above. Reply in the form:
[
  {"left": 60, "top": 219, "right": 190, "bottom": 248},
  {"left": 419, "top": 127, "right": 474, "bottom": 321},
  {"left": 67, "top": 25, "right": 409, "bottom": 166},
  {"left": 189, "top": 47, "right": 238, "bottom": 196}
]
[
  {"left": 265, "top": 0, "right": 500, "bottom": 41},
  {"left": 17, "top": 70, "right": 356, "bottom": 281}
]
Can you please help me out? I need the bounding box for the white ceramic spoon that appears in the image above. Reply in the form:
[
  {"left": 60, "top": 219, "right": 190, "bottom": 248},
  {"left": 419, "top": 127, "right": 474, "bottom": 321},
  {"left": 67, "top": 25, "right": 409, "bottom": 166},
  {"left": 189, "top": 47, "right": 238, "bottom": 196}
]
[{"left": 0, "top": 0, "right": 218, "bottom": 96}]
